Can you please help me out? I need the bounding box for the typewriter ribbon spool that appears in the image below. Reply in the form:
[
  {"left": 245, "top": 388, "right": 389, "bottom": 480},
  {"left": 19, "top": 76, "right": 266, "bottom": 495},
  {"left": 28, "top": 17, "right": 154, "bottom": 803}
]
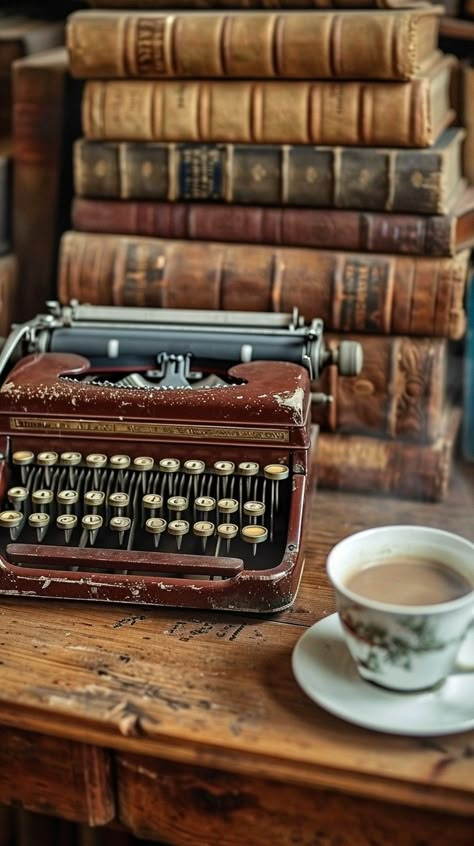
[{"left": 0, "top": 303, "right": 362, "bottom": 613}]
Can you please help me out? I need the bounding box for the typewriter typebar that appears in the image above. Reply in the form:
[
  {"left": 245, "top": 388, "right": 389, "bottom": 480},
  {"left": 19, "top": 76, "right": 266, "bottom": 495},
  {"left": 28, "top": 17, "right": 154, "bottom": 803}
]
[{"left": 0, "top": 304, "right": 363, "bottom": 613}]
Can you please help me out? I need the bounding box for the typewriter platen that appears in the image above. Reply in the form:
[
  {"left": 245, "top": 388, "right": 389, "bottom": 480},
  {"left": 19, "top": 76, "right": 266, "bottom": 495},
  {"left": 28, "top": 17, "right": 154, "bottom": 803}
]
[{"left": 0, "top": 303, "right": 362, "bottom": 613}]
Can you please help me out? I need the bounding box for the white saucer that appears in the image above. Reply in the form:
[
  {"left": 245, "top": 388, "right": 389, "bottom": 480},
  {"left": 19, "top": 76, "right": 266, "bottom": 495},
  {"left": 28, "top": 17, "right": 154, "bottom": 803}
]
[{"left": 292, "top": 614, "right": 474, "bottom": 736}]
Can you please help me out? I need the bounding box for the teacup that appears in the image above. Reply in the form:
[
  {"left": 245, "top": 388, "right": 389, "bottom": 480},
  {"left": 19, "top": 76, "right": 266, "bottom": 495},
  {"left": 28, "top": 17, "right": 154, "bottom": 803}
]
[{"left": 326, "top": 525, "right": 474, "bottom": 692}]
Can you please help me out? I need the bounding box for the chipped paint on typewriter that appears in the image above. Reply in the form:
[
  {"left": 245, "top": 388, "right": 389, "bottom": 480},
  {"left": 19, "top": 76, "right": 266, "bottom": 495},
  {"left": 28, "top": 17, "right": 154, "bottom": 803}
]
[{"left": 0, "top": 303, "right": 362, "bottom": 612}]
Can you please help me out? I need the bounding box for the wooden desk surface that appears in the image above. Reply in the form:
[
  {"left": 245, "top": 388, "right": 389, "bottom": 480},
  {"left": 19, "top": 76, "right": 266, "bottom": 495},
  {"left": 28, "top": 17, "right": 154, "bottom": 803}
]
[{"left": 0, "top": 463, "right": 473, "bottom": 843}]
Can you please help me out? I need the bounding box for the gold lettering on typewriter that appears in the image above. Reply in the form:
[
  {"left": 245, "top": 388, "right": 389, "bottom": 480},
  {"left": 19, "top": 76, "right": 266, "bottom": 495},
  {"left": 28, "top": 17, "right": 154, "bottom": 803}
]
[{"left": 9, "top": 417, "right": 289, "bottom": 442}]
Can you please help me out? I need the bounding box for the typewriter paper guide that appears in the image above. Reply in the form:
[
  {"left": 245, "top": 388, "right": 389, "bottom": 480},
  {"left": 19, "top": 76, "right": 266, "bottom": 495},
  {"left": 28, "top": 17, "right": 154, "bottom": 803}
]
[{"left": 0, "top": 353, "right": 311, "bottom": 445}]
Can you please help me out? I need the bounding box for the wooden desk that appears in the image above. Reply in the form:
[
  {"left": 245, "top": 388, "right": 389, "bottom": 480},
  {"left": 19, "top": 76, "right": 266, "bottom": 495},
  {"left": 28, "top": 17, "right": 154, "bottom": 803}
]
[{"left": 0, "top": 465, "right": 473, "bottom": 845}]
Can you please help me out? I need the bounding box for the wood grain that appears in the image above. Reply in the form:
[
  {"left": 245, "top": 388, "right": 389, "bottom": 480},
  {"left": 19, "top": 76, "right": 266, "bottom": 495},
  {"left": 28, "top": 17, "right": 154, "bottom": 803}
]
[
  {"left": 0, "top": 728, "right": 114, "bottom": 825},
  {"left": 0, "top": 468, "right": 471, "bottom": 831}
]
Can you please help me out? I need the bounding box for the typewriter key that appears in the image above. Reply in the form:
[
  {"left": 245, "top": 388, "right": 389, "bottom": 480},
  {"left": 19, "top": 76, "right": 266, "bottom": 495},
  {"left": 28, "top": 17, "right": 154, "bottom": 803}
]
[
  {"left": 214, "top": 460, "right": 235, "bottom": 498},
  {"left": 32, "top": 489, "right": 54, "bottom": 510},
  {"left": 167, "top": 496, "right": 188, "bottom": 519},
  {"left": 145, "top": 516, "right": 167, "bottom": 548},
  {"left": 57, "top": 513, "right": 78, "bottom": 543},
  {"left": 184, "top": 460, "right": 205, "bottom": 475},
  {"left": 241, "top": 524, "right": 268, "bottom": 557},
  {"left": 264, "top": 463, "right": 289, "bottom": 515},
  {"left": 217, "top": 498, "right": 239, "bottom": 522},
  {"left": 216, "top": 522, "right": 238, "bottom": 556},
  {"left": 81, "top": 513, "right": 103, "bottom": 545},
  {"left": 12, "top": 450, "right": 34, "bottom": 466},
  {"left": 29, "top": 511, "right": 50, "bottom": 542},
  {"left": 238, "top": 461, "right": 259, "bottom": 501},
  {"left": 168, "top": 519, "right": 190, "bottom": 551},
  {"left": 142, "top": 493, "right": 163, "bottom": 516},
  {"left": 60, "top": 451, "right": 82, "bottom": 466},
  {"left": 57, "top": 490, "right": 79, "bottom": 512},
  {"left": 37, "top": 452, "right": 58, "bottom": 485},
  {"left": 109, "top": 492, "right": 130, "bottom": 514},
  {"left": 193, "top": 520, "right": 215, "bottom": 552},
  {"left": 0, "top": 510, "right": 22, "bottom": 540},
  {"left": 195, "top": 496, "right": 216, "bottom": 515},
  {"left": 133, "top": 456, "right": 154, "bottom": 471},
  {"left": 159, "top": 458, "right": 180, "bottom": 496},
  {"left": 243, "top": 501, "right": 265, "bottom": 523},
  {"left": 86, "top": 454, "right": 107, "bottom": 467},
  {"left": 110, "top": 455, "right": 131, "bottom": 469},
  {"left": 7, "top": 486, "right": 28, "bottom": 509},
  {"left": 110, "top": 515, "right": 131, "bottom": 545},
  {"left": 84, "top": 490, "right": 105, "bottom": 512}
]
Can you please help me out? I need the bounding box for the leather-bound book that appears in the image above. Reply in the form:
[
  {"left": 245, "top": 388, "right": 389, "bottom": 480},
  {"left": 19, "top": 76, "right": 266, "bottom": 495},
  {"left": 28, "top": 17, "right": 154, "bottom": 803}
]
[
  {"left": 313, "top": 334, "right": 446, "bottom": 443},
  {"left": 73, "top": 129, "right": 465, "bottom": 214},
  {"left": 0, "top": 139, "right": 11, "bottom": 256},
  {"left": 463, "top": 61, "right": 474, "bottom": 185},
  {"left": 71, "top": 185, "right": 474, "bottom": 257},
  {"left": 13, "top": 47, "right": 82, "bottom": 322},
  {"left": 0, "top": 17, "right": 64, "bottom": 135},
  {"left": 81, "top": 54, "right": 455, "bottom": 148},
  {"left": 315, "top": 406, "right": 462, "bottom": 500},
  {"left": 0, "top": 253, "right": 17, "bottom": 339},
  {"left": 87, "top": 0, "right": 435, "bottom": 8},
  {"left": 57, "top": 231, "right": 469, "bottom": 340},
  {"left": 67, "top": 8, "right": 441, "bottom": 81}
]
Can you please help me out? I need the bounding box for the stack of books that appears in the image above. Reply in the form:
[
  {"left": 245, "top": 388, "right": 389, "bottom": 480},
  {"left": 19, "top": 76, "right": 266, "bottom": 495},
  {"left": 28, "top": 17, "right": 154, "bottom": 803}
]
[{"left": 60, "top": 0, "right": 474, "bottom": 501}]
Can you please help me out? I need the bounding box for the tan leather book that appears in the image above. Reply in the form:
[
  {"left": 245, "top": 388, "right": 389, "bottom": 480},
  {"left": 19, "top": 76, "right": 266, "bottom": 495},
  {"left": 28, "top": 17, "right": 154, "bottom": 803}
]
[
  {"left": 315, "top": 406, "right": 462, "bottom": 500},
  {"left": 463, "top": 61, "right": 474, "bottom": 185},
  {"left": 313, "top": 334, "right": 447, "bottom": 443},
  {"left": 81, "top": 54, "right": 456, "bottom": 147},
  {"left": 67, "top": 8, "right": 442, "bottom": 81},
  {"left": 0, "top": 253, "right": 17, "bottom": 339},
  {"left": 57, "top": 231, "right": 469, "bottom": 340}
]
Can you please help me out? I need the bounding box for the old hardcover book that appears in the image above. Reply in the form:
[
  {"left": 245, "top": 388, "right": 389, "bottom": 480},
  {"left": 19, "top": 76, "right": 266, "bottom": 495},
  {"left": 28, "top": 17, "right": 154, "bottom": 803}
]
[
  {"left": 315, "top": 405, "right": 462, "bottom": 500},
  {"left": 71, "top": 185, "right": 474, "bottom": 257},
  {"left": 73, "top": 128, "right": 465, "bottom": 214},
  {"left": 67, "top": 8, "right": 442, "bottom": 81},
  {"left": 313, "top": 333, "right": 446, "bottom": 443},
  {"left": 0, "top": 138, "right": 11, "bottom": 256},
  {"left": 87, "top": 1, "right": 437, "bottom": 8},
  {"left": 57, "top": 231, "right": 469, "bottom": 340},
  {"left": 0, "top": 253, "right": 17, "bottom": 339},
  {"left": 81, "top": 55, "right": 455, "bottom": 147},
  {"left": 13, "top": 47, "right": 82, "bottom": 322},
  {"left": 463, "top": 61, "right": 474, "bottom": 185}
]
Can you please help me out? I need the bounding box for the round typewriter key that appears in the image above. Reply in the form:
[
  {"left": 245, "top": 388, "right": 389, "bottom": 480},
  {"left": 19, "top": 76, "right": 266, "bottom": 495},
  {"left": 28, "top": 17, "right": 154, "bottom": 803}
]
[
  {"left": 243, "top": 500, "right": 265, "bottom": 520},
  {"left": 7, "top": 486, "right": 28, "bottom": 508},
  {"left": 214, "top": 461, "right": 235, "bottom": 476},
  {"left": 81, "top": 513, "right": 103, "bottom": 545},
  {"left": 110, "top": 515, "right": 131, "bottom": 545},
  {"left": 142, "top": 493, "right": 163, "bottom": 512},
  {"left": 183, "top": 460, "right": 205, "bottom": 475},
  {"left": 133, "top": 456, "right": 154, "bottom": 471},
  {"left": 0, "top": 510, "right": 22, "bottom": 529},
  {"left": 109, "top": 492, "right": 130, "bottom": 509},
  {"left": 168, "top": 519, "right": 189, "bottom": 551},
  {"left": 193, "top": 520, "right": 215, "bottom": 553},
  {"left": 60, "top": 451, "right": 82, "bottom": 466},
  {"left": 241, "top": 524, "right": 268, "bottom": 557},
  {"left": 216, "top": 521, "right": 239, "bottom": 555},
  {"left": 12, "top": 450, "right": 34, "bottom": 466},
  {"left": 167, "top": 496, "right": 188, "bottom": 518},
  {"left": 37, "top": 451, "right": 58, "bottom": 466},
  {"left": 195, "top": 496, "right": 216, "bottom": 513},
  {"left": 159, "top": 458, "right": 180, "bottom": 472},
  {"left": 57, "top": 489, "right": 79, "bottom": 508},
  {"left": 57, "top": 513, "right": 77, "bottom": 543},
  {"left": 29, "top": 511, "right": 50, "bottom": 542},
  {"left": 86, "top": 453, "right": 107, "bottom": 468},
  {"left": 264, "top": 464, "right": 289, "bottom": 481},
  {"left": 84, "top": 490, "right": 105, "bottom": 508},
  {"left": 145, "top": 516, "right": 167, "bottom": 547},
  {"left": 238, "top": 462, "right": 259, "bottom": 476},
  {"left": 217, "top": 498, "right": 239, "bottom": 522},
  {"left": 110, "top": 455, "right": 131, "bottom": 469},
  {"left": 32, "top": 489, "right": 54, "bottom": 508}
]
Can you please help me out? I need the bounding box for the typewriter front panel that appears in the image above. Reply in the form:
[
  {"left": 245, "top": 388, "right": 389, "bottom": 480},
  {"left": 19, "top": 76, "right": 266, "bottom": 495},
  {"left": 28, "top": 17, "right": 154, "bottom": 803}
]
[{"left": 0, "top": 355, "right": 313, "bottom": 613}]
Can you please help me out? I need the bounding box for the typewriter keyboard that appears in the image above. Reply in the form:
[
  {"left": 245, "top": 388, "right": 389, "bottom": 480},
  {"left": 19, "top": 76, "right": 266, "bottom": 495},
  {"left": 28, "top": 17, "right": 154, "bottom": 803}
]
[{"left": 0, "top": 450, "right": 293, "bottom": 571}]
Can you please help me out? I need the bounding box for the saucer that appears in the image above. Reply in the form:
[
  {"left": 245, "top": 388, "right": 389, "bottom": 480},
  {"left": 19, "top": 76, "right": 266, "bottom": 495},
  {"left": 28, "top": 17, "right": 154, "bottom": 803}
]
[{"left": 291, "top": 614, "right": 474, "bottom": 736}]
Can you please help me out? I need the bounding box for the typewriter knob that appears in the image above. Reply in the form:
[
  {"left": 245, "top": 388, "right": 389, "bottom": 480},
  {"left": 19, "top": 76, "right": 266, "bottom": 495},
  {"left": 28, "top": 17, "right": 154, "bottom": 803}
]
[
  {"left": 168, "top": 496, "right": 188, "bottom": 514},
  {"left": 142, "top": 493, "right": 163, "bottom": 510},
  {"left": 12, "top": 450, "right": 35, "bottom": 467},
  {"left": 32, "top": 489, "right": 54, "bottom": 505},
  {"left": 214, "top": 461, "right": 235, "bottom": 476},
  {"left": 193, "top": 521, "right": 215, "bottom": 538},
  {"left": 57, "top": 489, "right": 79, "bottom": 505},
  {"left": 238, "top": 462, "right": 259, "bottom": 477},
  {"left": 217, "top": 523, "right": 239, "bottom": 540},
  {"left": 133, "top": 456, "right": 154, "bottom": 471},
  {"left": 184, "top": 460, "right": 205, "bottom": 475},
  {"left": 145, "top": 517, "right": 167, "bottom": 534},
  {"left": 82, "top": 514, "right": 103, "bottom": 530},
  {"left": 109, "top": 492, "right": 130, "bottom": 508},
  {"left": 110, "top": 516, "right": 132, "bottom": 532},
  {"left": 264, "top": 464, "right": 289, "bottom": 481},
  {"left": 241, "top": 525, "right": 268, "bottom": 544},
  {"left": 218, "top": 498, "right": 239, "bottom": 515},
  {"left": 8, "top": 486, "right": 29, "bottom": 504},
  {"left": 29, "top": 512, "right": 50, "bottom": 528},
  {"left": 57, "top": 514, "right": 78, "bottom": 530},
  {"left": 37, "top": 451, "right": 58, "bottom": 467},
  {"left": 84, "top": 490, "right": 105, "bottom": 507},
  {"left": 110, "top": 455, "right": 131, "bottom": 470},
  {"left": 159, "top": 458, "right": 180, "bottom": 473},
  {"left": 330, "top": 340, "right": 364, "bottom": 377},
  {"left": 86, "top": 453, "right": 108, "bottom": 468},
  {"left": 0, "top": 510, "right": 22, "bottom": 528},
  {"left": 195, "top": 496, "right": 216, "bottom": 513},
  {"left": 243, "top": 501, "right": 266, "bottom": 518},
  {"left": 60, "top": 452, "right": 82, "bottom": 466}
]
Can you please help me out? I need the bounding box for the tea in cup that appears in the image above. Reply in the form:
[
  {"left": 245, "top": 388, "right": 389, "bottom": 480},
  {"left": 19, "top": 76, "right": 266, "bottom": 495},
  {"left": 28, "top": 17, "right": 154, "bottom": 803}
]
[{"left": 326, "top": 525, "right": 474, "bottom": 692}]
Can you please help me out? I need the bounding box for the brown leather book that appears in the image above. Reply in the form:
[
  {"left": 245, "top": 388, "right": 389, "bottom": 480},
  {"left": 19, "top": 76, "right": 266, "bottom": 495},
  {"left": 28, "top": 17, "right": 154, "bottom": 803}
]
[
  {"left": 73, "top": 128, "right": 466, "bottom": 214},
  {"left": 70, "top": 185, "right": 474, "bottom": 257},
  {"left": 67, "top": 8, "right": 441, "bottom": 81},
  {"left": 87, "top": 1, "right": 435, "bottom": 8},
  {"left": 0, "top": 138, "right": 11, "bottom": 256},
  {"left": 57, "top": 231, "right": 469, "bottom": 340},
  {"left": 0, "top": 253, "right": 17, "bottom": 339},
  {"left": 314, "top": 405, "right": 462, "bottom": 500},
  {"left": 81, "top": 54, "right": 456, "bottom": 147},
  {"left": 13, "top": 47, "right": 82, "bottom": 322},
  {"left": 463, "top": 61, "right": 474, "bottom": 185}
]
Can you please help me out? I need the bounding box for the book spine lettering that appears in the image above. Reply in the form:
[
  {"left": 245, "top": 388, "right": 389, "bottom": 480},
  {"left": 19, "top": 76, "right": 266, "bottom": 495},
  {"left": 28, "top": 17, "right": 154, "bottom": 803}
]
[
  {"left": 57, "top": 232, "right": 468, "bottom": 339},
  {"left": 81, "top": 79, "right": 433, "bottom": 147},
  {"left": 68, "top": 11, "right": 421, "bottom": 80},
  {"left": 71, "top": 198, "right": 455, "bottom": 256},
  {"left": 74, "top": 140, "right": 449, "bottom": 213}
]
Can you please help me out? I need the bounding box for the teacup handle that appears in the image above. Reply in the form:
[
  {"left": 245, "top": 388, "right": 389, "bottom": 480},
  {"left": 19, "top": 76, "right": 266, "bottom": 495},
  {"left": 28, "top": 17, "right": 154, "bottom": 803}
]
[{"left": 453, "top": 616, "right": 474, "bottom": 674}]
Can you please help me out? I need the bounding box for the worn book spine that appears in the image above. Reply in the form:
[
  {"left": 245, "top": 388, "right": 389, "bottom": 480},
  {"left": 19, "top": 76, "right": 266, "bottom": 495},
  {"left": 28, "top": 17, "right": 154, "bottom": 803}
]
[
  {"left": 73, "top": 134, "right": 465, "bottom": 214},
  {"left": 463, "top": 62, "right": 474, "bottom": 185},
  {"left": 67, "top": 9, "right": 440, "bottom": 81},
  {"left": 313, "top": 334, "right": 447, "bottom": 443},
  {"left": 0, "top": 145, "right": 11, "bottom": 255},
  {"left": 315, "top": 407, "right": 461, "bottom": 499},
  {"left": 0, "top": 254, "right": 17, "bottom": 339},
  {"left": 87, "top": 1, "right": 433, "bottom": 8},
  {"left": 13, "top": 48, "right": 82, "bottom": 322},
  {"left": 71, "top": 198, "right": 460, "bottom": 257},
  {"left": 81, "top": 69, "right": 452, "bottom": 147},
  {"left": 57, "top": 231, "right": 469, "bottom": 340}
]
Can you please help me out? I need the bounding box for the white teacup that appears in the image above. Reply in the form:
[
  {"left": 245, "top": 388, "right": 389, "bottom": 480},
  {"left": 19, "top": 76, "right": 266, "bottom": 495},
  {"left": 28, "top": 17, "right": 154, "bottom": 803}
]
[{"left": 326, "top": 525, "right": 474, "bottom": 692}]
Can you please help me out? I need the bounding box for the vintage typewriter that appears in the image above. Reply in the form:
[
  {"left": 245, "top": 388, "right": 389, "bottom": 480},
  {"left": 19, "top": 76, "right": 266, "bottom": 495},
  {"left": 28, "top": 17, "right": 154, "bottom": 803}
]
[{"left": 0, "top": 303, "right": 362, "bottom": 613}]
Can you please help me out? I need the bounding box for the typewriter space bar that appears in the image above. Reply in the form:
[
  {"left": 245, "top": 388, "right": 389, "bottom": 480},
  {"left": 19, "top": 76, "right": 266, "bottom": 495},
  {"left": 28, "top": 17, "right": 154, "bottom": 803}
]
[{"left": 6, "top": 545, "right": 244, "bottom": 577}]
